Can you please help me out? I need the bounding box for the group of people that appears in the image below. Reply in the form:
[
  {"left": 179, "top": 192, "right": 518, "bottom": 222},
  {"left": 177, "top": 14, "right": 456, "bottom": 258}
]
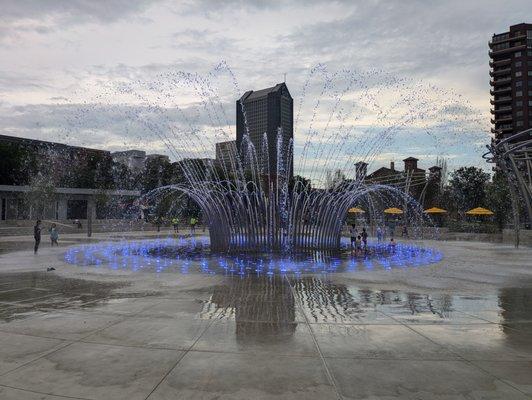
[
  {"left": 33, "top": 220, "right": 59, "bottom": 254},
  {"left": 348, "top": 224, "right": 397, "bottom": 256},
  {"left": 349, "top": 225, "right": 369, "bottom": 255},
  {"left": 171, "top": 217, "right": 198, "bottom": 234}
]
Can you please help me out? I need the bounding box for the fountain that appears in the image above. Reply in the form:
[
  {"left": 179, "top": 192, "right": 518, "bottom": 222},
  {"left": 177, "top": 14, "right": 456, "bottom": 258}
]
[{"left": 63, "top": 63, "right": 486, "bottom": 272}]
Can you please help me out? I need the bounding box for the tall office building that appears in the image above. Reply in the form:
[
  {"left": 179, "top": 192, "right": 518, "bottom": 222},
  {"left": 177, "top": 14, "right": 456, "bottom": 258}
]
[
  {"left": 236, "top": 83, "right": 293, "bottom": 179},
  {"left": 489, "top": 23, "right": 532, "bottom": 142}
]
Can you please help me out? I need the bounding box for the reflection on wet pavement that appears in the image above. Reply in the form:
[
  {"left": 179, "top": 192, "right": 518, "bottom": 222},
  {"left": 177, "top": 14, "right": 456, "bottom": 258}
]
[
  {"left": 0, "top": 272, "right": 159, "bottom": 321},
  {"left": 0, "top": 272, "right": 531, "bottom": 399}
]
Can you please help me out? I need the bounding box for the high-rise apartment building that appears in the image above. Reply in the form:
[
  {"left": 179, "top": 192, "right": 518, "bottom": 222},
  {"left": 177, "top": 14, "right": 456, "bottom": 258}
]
[
  {"left": 236, "top": 83, "right": 293, "bottom": 179},
  {"left": 489, "top": 23, "right": 532, "bottom": 142}
]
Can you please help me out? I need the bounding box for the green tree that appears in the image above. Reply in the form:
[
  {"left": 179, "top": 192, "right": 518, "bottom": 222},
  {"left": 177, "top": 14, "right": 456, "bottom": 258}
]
[
  {"left": 486, "top": 171, "right": 511, "bottom": 230},
  {"left": 449, "top": 167, "right": 490, "bottom": 213}
]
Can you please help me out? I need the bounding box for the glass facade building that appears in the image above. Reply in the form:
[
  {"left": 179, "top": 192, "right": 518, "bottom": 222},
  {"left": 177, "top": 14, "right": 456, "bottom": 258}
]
[{"left": 236, "top": 83, "right": 294, "bottom": 179}]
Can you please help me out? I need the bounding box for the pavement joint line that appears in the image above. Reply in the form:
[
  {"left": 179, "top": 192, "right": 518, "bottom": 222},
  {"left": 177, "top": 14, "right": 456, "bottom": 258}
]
[
  {"left": 0, "top": 295, "right": 170, "bottom": 381},
  {"left": 0, "top": 339, "right": 75, "bottom": 378},
  {"left": 388, "top": 317, "right": 532, "bottom": 397},
  {"left": 144, "top": 315, "right": 219, "bottom": 400},
  {"left": 285, "top": 275, "right": 343, "bottom": 400},
  {"left": 0, "top": 382, "right": 94, "bottom": 400}
]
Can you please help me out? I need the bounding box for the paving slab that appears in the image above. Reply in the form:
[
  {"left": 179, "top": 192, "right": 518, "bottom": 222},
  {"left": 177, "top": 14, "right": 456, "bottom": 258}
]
[
  {"left": 0, "top": 331, "right": 67, "bottom": 375},
  {"left": 327, "top": 358, "right": 530, "bottom": 400},
  {"left": 193, "top": 319, "right": 320, "bottom": 356},
  {"left": 0, "top": 342, "right": 183, "bottom": 400},
  {"left": 312, "top": 323, "right": 459, "bottom": 360},
  {"left": 148, "top": 351, "right": 338, "bottom": 400}
]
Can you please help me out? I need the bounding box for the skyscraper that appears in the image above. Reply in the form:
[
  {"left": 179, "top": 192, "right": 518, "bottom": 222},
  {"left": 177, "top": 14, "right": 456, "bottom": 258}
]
[
  {"left": 236, "top": 83, "right": 293, "bottom": 179},
  {"left": 489, "top": 23, "right": 532, "bottom": 142}
]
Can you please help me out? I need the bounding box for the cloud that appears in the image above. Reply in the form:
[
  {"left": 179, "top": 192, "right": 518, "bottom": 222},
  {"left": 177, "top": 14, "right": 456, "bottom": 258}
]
[{"left": 0, "top": 0, "right": 161, "bottom": 44}]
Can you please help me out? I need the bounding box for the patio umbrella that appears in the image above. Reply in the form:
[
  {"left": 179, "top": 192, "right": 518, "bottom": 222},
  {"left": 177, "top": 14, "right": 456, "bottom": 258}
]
[
  {"left": 348, "top": 207, "right": 365, "bottom": 214},
  {"left": 465, "top": 207, "right": 494, "bottom": 216},
  {"left": 384, "top": 207, "right": 403, "bottom": 214},
  {"left": 424, "top": 207, "right": 447, "bottom": 214}
]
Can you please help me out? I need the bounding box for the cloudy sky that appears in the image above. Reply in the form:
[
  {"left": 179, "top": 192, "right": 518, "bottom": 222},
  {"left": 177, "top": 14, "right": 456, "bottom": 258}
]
[{"left": 0, "top": 0, "right": 529, "bottom": 177}]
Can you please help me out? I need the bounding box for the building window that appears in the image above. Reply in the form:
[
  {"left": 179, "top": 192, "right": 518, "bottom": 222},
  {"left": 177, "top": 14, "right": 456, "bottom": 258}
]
[
  {"left": 528, "top": 30, "right": 532, "bottom": 38},
  {"left": 516, "top": 71, "right": 522, "bottom": 77},
  {"left": 516, "top": 100, "right": 523, "bottom": 106},
  {"left": 515, "top": 51, "right": 522, "bottom": 57},
  {"left": 516, "top": 120, "right": 523, "bottom": 127},
  {"left": 528, "top": 50, "right": 532, "bottom": 56},
  {"left": 516, "top": 61, "right": 522, "bottom": 67},
  {"left": 529, "top": 91, "right": 532, "bottom": 96},
  {"left": 529, "top": 101, "right": 532, "bottom": 106},
  {"left": 516, "top": 81, "right": 523, "bottom": 87},
  {"left": 529, "top": 71, "right": 532, "bottom": 76},
  {"left": 516, "top": 91, "right": 523, "bottom": 97},
  {"left": 516, "top": 110, "right": 523, "bottom": 117}
]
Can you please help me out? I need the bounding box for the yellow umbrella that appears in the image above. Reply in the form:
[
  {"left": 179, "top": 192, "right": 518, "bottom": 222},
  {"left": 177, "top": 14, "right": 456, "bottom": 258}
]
[
  {"left": 424, "top": 207, "right": 447, "bottom": 214},
  {"left": 348, "top": 207, "right": 365, "bottom": 214},
  {"left": 384, "top": 207, "right": 403, "bottom": 215},
  {"left": 465, "top": 207, "right": 494, "bottom": 216}
]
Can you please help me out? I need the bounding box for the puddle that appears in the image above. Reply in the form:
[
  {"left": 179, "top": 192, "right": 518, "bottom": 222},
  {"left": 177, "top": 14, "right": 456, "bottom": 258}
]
[
  {"left": 0, "top": 272, "right": 158, "bottom": 321},
  {"left": 200, "top": 275, "right": 532, "bottom": 326}
]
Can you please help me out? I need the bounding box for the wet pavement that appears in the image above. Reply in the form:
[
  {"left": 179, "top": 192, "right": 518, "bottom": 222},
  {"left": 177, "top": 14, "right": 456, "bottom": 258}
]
[
  {"left": 0, "top": 275, "right": 531, "bottom": 399},
  {"left": 0, "top": 241, "right": 531, "bottom": 399}
]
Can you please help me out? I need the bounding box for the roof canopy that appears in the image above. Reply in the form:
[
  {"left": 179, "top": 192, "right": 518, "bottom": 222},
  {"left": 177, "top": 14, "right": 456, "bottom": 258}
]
[
  {"left": 384, "top": 207, "right": 403, "bottom": 214},
  {"left": 348, "top": 207, "right": 365, "bottom": 214},
  {"left": 465, "top": 207, "right": 494, "bottom": 215},
  {"left": 424, "top": 207, "right": 447, "bottom": 214}
]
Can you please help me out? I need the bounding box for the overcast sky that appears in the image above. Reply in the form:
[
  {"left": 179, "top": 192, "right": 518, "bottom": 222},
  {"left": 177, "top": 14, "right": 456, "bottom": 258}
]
[{"left": 0, "top": 0, "right": 530, "bottom": 176}]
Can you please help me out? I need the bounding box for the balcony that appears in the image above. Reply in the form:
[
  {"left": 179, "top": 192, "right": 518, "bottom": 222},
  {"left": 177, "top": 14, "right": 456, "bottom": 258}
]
[
  {"left": 490, "top": 96, "right": 512, "bottom": 105},
  {"left": 490, "top": 106, "right": 512, "bottom": 114},
  {"left": 489, "top": 33, "right": 527, "bottom": 46},
  {"left": 491, "top": 115, "right": 512, "bottom": 124},
  {"left": 489, "top": 58, "right": 511, "bottom": 68},
  {"left": 489, "top": 44, "right": 526, "bottom": 57},
  {"left": 490, "top": 86, "right": 512, "bottom": 95},
  {"left": 490, "top": 77, "right": 512, "bottom": 86},
  {"left": 489, "top": 67, "right": 512, "bottom": 77}
]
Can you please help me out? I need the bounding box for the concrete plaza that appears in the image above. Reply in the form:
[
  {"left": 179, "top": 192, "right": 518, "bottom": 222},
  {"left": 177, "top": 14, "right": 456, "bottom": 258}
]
[{"left": 0, "top": 236, "right": 531, "bottom": 399}]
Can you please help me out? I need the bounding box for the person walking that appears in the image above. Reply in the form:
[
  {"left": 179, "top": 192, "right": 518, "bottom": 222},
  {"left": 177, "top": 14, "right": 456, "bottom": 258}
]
[
  {"left": 190, "top": 216, "right": 197, "bottom": 234},
  {"left": 33, "top": 220, "right": 42, "bottom": 254},
  {"left": 49, "top": 223, "right": 59, "bottom": 246},
  {"left": 172, "top": 217, "right": 179, "bottom": 233}
]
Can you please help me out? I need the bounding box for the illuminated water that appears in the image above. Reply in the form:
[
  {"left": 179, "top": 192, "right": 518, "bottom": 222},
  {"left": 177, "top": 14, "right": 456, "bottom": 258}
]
[{"left": 63, "top": 237, "right": 442, "bottom": 275}]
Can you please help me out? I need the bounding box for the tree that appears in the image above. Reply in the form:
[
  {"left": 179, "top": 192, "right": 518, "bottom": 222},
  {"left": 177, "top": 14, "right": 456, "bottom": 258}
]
[
  {"left": 448, "top": 167, "right": 490, "bottom": 213},
  {"left": 486, "top": 171, "right": 512, "bottom": 230}
]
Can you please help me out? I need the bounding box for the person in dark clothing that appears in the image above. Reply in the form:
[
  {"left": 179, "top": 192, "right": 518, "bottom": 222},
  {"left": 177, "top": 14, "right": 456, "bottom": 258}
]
[
  {"left": 361, "top": 227, "right": 368, "bottom": 250},
  {"left": 34, "top": 220, "right": 42, "bottom": 254}
]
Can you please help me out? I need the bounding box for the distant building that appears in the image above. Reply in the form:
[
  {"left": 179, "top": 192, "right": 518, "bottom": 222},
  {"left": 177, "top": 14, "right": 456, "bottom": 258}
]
[
  {"left": 354, "top": 161, "right": 368, "bottom": 180},
  {"left": 0, "top": 134, "right": 139, "bottom": 222},
  {"left": 366, "top": 161, "right": 400, "bottom": 182},
  {"left": 236, "top": 83, "right": 293, "bottom": 179},
  {"left": 215, "top": 140, "right": 237, "bottom": 169},
  {"left": 177, "top": 158, "right": 216, "bottom": 181},
  {"left": 112, "top": 150, "right": 146, "bottom": 174},
  {"left": 489, "top": 23, "right": 532, "bottom": 142},
  {"left": 146, "top": 154, "right": 170, "bottom": 163}
]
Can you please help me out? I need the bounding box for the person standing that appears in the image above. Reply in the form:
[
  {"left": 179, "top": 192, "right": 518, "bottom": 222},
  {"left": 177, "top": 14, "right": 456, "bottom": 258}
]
[
  {"left": 33, "top": 220, "right": 42, "bottom": 254},
  {"left": 361, "top": 227, "right": 368, "bottom": 250},
  {"left": 376, "top": 226, "right": 383, "bottom": 243},
  {"left": 190, "top": 216, "right": 197, "bottom": 234},
  {"left": 349, "top": 224, "right": 357, "bottom": 249},
  {"left": 49, "top": 223, "right": 59, "bottom": 246}
]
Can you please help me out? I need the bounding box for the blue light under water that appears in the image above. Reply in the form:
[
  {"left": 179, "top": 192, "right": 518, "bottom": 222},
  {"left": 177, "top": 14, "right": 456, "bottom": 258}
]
[{"left": 63, "top": 237, "right": 442, "bottom": 276}]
